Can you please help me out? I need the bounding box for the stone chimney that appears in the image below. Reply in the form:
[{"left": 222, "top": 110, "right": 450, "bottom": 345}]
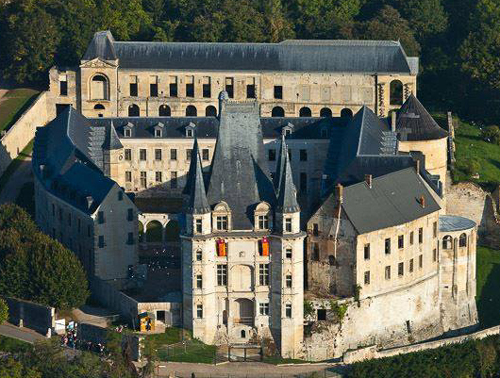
[
  {"left": 365, "top": 174, "right": 372, "bottom": 188},
  {"left": 416, "top": 160, "right": 420, "bottom": 175},
  {"left": 391, "top": 111, "right": 396, "bottom": 132},
  {"left": 419, "top": 195, "right": 426, "bottom": 208},
  {"left": 336, "top": 183, "right": 344, "bottom": 203}
]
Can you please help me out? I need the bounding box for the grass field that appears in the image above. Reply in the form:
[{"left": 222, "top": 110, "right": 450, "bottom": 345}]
[
  {"left": 0, "top": 334, "right": 32, "bottom": 353},
  {"left": 476, "top": 246, "right": 500, "bottom": 328},
  {"left": 0, "top": 138, "right": 33, "bottom": 194},
  {"left": 0, "top": 88, "right": 40, "bottom": 133},
  {"left": 157, "top": 339, "right": 217, "bottom": 363}
]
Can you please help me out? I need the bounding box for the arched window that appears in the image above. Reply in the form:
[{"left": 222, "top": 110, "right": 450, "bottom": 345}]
[
  {"left": 94, "top": 104, "right": 105, "bottom": 110},
  {"left": 146, "top": 220, "right": 162, "bottom": 243},
  {"left": 459, "top": 233, "right": 467, "bottom": 247},
  {"left": 390, "top": 80, "right": 404, "bottom": 105},
  {"left": 159, "top": 105, "right": 171, "bottom": 117},
  {"left": 299, "top": 107, "right": 312, "bottom": 117},
  {"left": 91, "top": 75, "right": 109, "bottom": 100},
  {"left": 320, "top": 108, "right": 332, "bottom": 118},
  {"left": 186, "top": 105, "right": 197, "bottom": 117},
  {"left": 241, "top": 330, "right": 246, "bottom": 338},
  {"left": 340, "top": 108, "right": 353, "bottom": 118},
  {"left": 272, "top": 106, "right": 285, "bottom": 117},
  {"left": 442, "top": 235, "right": 453, "bottom": 250},
  {"left": 328, "top": 255, "right": 335, "bottom": 266},
  {"left": 205, "top": 105, "right": 217, "bottom": 117},
  {"left": 128, "top": 104, "right": 140, "bottom": 117}
]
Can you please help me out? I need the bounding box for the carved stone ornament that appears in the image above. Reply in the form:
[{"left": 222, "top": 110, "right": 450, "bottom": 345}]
[{"left": 80, "top": 58, "right": 117, "bottom": 69}]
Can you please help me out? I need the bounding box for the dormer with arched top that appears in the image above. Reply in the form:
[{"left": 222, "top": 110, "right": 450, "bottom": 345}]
[
  {"left": 186, "top": 122, "right": 196, "bottom": 138},
  {"left": 123, "top": 122, "right": 134, "bottom": 138},
  {"left": 254, "top": 202, "right": 271, "bottom": 231},
  {"left": 153, "top": 122, "right": 164, "bottom": 138},
  {"left": 213, "top": 201, "right": 231, "bottom": 232}
]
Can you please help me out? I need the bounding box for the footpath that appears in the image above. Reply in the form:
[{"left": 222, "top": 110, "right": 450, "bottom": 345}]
[{"left": 0, "top": 322, "right": 45, "bottom": 344}]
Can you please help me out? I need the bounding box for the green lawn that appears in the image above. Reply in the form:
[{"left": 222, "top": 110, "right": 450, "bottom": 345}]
[
  {"left": 0, "top": 139, "right": 34, "bottom": 194},
  {"left": 156, "top": 339, "right": 216, "bottom": 363},
  {"left": 0, "top": 88, "right": 40, "bottom": 132},
  {"left": 0, "top": 334, "right": 32, "bottom": 353},
  {"left": 146, "top": 327, "right": 183, "bottom": 347},
  {"left": 476, "top": 246, "right": 500, "bottom": 328}
]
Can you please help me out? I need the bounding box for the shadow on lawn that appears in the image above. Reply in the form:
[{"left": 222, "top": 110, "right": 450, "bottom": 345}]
[{"left": 477, "top": 263, "right": 500, "bottom": 328}]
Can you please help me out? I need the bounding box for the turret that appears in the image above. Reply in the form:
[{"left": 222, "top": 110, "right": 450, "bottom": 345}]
[{"left": 102, "top": 121, "right": 123, "bottom": 179}]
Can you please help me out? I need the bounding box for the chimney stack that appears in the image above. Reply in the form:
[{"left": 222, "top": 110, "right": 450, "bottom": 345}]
[
  {"left": 419, "top": 195, "right": 426, "bottom": 208},
  {"left": 336, "top": 183, "right": 344, "bottom": 203},
  {"left": 365, "top": 174, "right": 372, "bottom": 188},
  {"left": 391, "top": 111, "right": 397, "bottom": 132},
  {"left": 415, "top": 160, "right": 420, "bottom": 175}
]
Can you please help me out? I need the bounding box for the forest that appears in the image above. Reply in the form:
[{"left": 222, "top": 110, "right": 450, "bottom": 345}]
[{"left": 0, "top": 0, "right": 498, "bottom": 121}]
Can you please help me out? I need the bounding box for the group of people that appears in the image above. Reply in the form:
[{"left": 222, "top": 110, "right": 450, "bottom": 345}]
[{"left": 60, "top": 323, "right": 106, "bottom": 355}]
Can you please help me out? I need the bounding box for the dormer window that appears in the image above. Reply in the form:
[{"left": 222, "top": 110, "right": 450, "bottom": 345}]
[
  {"left": 155, "top": 129, "right": 161, "bottom": 137},
  {"left": 258, "top": 215, "right": 269, "bottom": 230},
  {"left": 282, "top": 122, "right": 294, "bottom": 137},
  {"left": 186, "top": 122, "right": 196, "bottom": 138},
  {"left": 213, "top": 202, "right": 231, "bottom": 232},
  {"left": 124, "top": 128, "right": 132, "bottom": 137},
  {"left": 254, "top": 202, "right": 271, "bottom": 231},
  {"left": 216, "top": 216, "right": 228, "bottom": 231},
  {"left": 153, "top": 122, "right": 164, "bottom": 138}
]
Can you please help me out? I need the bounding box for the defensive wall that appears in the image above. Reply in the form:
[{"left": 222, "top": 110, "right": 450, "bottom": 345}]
[{"left": 4, "top": 296, "right": 55, "bottom": 337}]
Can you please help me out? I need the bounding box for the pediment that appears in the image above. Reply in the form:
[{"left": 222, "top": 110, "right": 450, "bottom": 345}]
[{"left": 80, "top": 58, "right": 117, "bottom": 69}]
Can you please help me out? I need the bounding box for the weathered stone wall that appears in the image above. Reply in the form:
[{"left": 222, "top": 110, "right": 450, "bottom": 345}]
[{"left": 4, "top": 297, "right": 55, "bottom": 337}]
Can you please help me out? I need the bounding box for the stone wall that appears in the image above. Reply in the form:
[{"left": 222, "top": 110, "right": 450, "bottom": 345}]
[{"left": 4, "top": 297, "right": 55, "bottom": 337}]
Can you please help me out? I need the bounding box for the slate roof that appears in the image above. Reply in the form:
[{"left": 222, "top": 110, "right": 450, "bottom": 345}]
[
  {"left": 276, "top": 144, "right": 300, "bottom": 213},
  {"left": 185, "top": 139, "right": 211, "bottom": 214},
  {"left": 82, "top": 31, "right": 415, "bottom": 74},
  {"left": 103, "top": 122, "right": 123, "bottom": 150},
  {"left": 339, "top": 168, "right": 441, "bottom": 234},
  {"left": 205, "top": 101, "right": 276, "bottom": 230},
  {"left": 32, "top": 107, "right": 118, "bottom": 214},
  {"left": 439, "top": 215, "right": 476, "bottom": 232},
  {"left": 396, "top": 94, "right": 448, "bottom": 141}
]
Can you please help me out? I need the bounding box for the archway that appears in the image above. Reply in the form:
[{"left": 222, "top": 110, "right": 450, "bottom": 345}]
[
  {"left": 299, "top": 107, "right": 312, "bottom": 117},
  {"left": 390, "top": 80, "right": 403, "bottom": 105},
  {"left": 146, "top": 220, "right": 163, "bottom": 243},
  {"left": 442, "top": 235, "right": 453, "bottom": 249},
  {"left": 272, "top": 106, "right": 285, "bottom": 117},
  {"left": 128, "top": 104, "right": 140, "bottom": 117},
  {"left": 164, "top": 220, "right": 180, "bottom": 242},
  {"left": 186, "top": 105, "right": 197, "bottom": 117},
  {"left": 459, "top": 233, "right": 467, "bottom": 247},
  {"left": 232, "top": 265, "right": 253, "bottom": 291},
  {"left": 91, "top": 75, "right": 109, "bottom": 100},
  {"left": 159, "top": 105, "right": 171, "bottom": 117},
  {"left": 320, "top": 108, "right": 332, "bottom": 117},
  {"left": 340, "top": 108, "right": 353, "bottom": 118},
  {"left": 205, "top": 106, "right": 217, "bottom": 117},
  {"left": 235, "top": 298, "right": 254, "bottom": 324}
]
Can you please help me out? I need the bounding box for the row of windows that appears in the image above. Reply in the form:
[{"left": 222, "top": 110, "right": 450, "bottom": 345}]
[
  {"left": 97, "top": 208, "right": 134, "bottom": 224},
  {"left": 97, "top": 232, "right": 135, "bottom": 248},
  {"left": 268, "top": 148, "right": 308, "bottom": 162},
  {"left": 194, "top": 246, "right": 293, "bottom": 261},
  {"left": 210, "top": 215, "right": 294, "bottom": 233},
  {"left": 125, "top": 171, "right": 179, "bottom": 188},
  {"left": 442, "top": 234, "right": 468, "bottom": 249},
  {"left": 195, "top": 302, "right": 286, "bottom": 319},
  {"left": 125, "top": 148, "right": 210, "bottom": 162}
]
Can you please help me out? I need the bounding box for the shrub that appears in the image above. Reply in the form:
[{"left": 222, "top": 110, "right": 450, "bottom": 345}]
[{"left": 0, "top": 298, "right": 8, "bottom": 324}]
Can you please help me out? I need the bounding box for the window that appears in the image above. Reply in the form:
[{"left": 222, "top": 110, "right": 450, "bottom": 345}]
[
  {"left": 409, "top": 258, "right": 414, "bottom": 273},
  {"left": 171, "top": 172, "right": 178, "bottom": 189},
  {"left": 186, "top": 106, "right": 197, "bottom": 116},
  {"left": 159, "top": 105, "right": 171, "bottom": 116},
  {"left": 196, "top": 304, "right": 203, "bottom": 318},
  {"left": 125, "top": 171, "right": 132, "bottom": 182},
  {"left": 186, "top": 149, "right": 192, "bottom": 161},
  {"left": 285, "top": 218, "right": 292, "bottom": 233},
  {"left": 268, "top": 149, "right": 276, "bottom": 162},
  {"left": 329, "top": 255, "right": 336, "bottom": 266},
  {"left": 385, "top": 266, "right": 391, "bottom": 280},
  {"left": 433, "top": 248, "right": 437, "bottom": 262},
  {"left": 312, "top": 243, "right": 319, "bottom": 261},
  {"left": 385, "top": 238, "right": 391, "bottom": 254},
  {"left": 186, "top": 129, "right": 194, "bottom": 138},
  {"left": 140, "top": 171, "right": 147, "bottom": 188},
  {"left": 398, "top": 262, "right": 404, "bottom": 277},
  {"left": 125, "top": 149, "right": 132, "bottom": 161},
  {"left": 313, "top": 223, "right": 319, "bottom": 236},
  {"left": 364, "top": 244, "right": 370, "bottom": 260},
  {"left": 124, "top": 128, "right": 132, "bottom": 137},
  {"left": 259, "top": 302, "right": 269, "bottom": 316},
  {"left": 246, "top": 84, "right": 256, "bottom": 98},
  {"left": 410, "top": 231, "right": 414, "bottom": 245},
  {"left": 170, "top": 149, "right": 177, "bottom": 160},
  {"left": 285, "top": 304, "right": 292, "bottom": 318},
  {"left": 98, "top": 235, "right": 105, "bottom": 248},
  {"left": 299, "top": 107, "right": 312, "bottom": 117},
  {"left": 320, "top": 108, "right": 332, "bottom": 117},
  {"left": 217, "top": 265, "right": 227, "bottom": 286},
  {"left": 202, "top": 149, "right": 209, "bottom": 161},
  {"left": 98, "top": 211, "right": 105, "bottom": 224},
  {"left": 419, "top": 254, "right": 423, "bottom": 269},
  {"left": 364, "top": 271, "right": 370, "bottom": 285},
  {"left": 258, "top": 215, "right": 269, "bottom": 230},
  {"left": 129, "top": 104, "right": 140, "bottom": 116},
  {"left": 127, "top": 232, "right": 134, "bottom": 245},
  {"left": 433, "top": 222, "right": 438, "bottom": 238},
  {"left": 186, "top": 83, "right": 194, "bottom": 98},
  {"left": 195, "top": 218, "right": 202, "bottom": 234},
  {"left": 259, "top": 264, "right": 270, "bottom": 286},
  {"left": 60, "top": 80, "right": 68, "bottom": 96},
  {"left": 300, "top": 149, "right": 308, "bottom": 162},
  {"left": 59, "top": 208, "right": 63, "bottom": 222},
  {"left": 139, "top": 149, "right": 147, "bottom": 161},
  {"left": 300, "top": 173, "right": 307, "bottom": 193},
  {"left": 285, "top": 248, "right": 292, "bottom": 259},
  {"left": 155, "top": 149, "right": 162, "bottom": 161},
  {"left": 274, "top": 85, "right": 283, "bottom": 99},
  {"left": 286, "top": 274, "right": 292, "bottom": 288},
  {"left": 150, "top": 81, "right": 158, "bottom": 97},
  {"left": 196, "top": 250, "right": 202, "bottom": 261},
  {"left": 419, "top": 227, "right": 423, "bottom": 244},
  {"left": 196, "top": 274, "right": 202, "bottom": 289},
  {"left": 127, "top": 208, "right": 133, "bottom": 221},
  {"left": 91, "top": 75, "right": 108, "bottom": 100},
  {"left": 203, "top": 78, "right": 211, "bottom": 98},
  {"left": 154, "top": 128, "right": 162, "bottom": 138},
  {"left": 225, "top": 78, "right": 234, "bottom": 98},
  {"left": 442, "top": 235, "right": 452, "bottom": 249},
  {"left": 169, "top": 77, "right": 178, "bottom": 97},
  {"left": 130, "top": 82, "right": 138, "bottom": 97},
  {"left": 398, "top": 235, "right": 404, "bottom": 249},
  {"left": 205, "top": 106, "right": 217, "bottom": 116},
  {"left": 390, "top": 80, "right": 403, "bottom": 105},
  {"left": 459, "top": 233, "right": 467, "bottom": 247},
  {"left": 272, "top": 106, "right": 285, "bottom": 117},
  {"left": 216, "top": 216, "right": 228, "bottom": 231},
  {"left": 317, "top": 309, "right": 327, "bottom": 320},
  {"left": 155, "top": 171, "right": 162, "bottom": 182}
]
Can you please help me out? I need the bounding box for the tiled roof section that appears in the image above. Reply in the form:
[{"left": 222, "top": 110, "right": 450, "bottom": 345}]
[
  {"left": 276, "top": 147, "right": 300, "bottom": 213},
  {"left": 206, "top": 101, "right": 276, "bottom": 230},
  {"left": 185, "top": 139, "right": 210, "bottom": 214},
  {"left": 439, "top": 215, "right": 476, "bottom": 232},
  {"left": 396, "top": 94, "right": 448, "bottom": 141},
  {"left": 85, "top": 31, "right": 414, "bottom": 74},
  {"left": 103, "top": 122, "right": 123, "bottom": 150},
  {"left": 340, "top": 168, "right": 440, "bottom": 234},
  {"left": 82, "top": 31, "right": 117, "bottom": 61}
]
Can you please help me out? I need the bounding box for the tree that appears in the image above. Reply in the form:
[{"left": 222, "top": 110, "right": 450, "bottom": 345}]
[
  {"left": 0, "top": 358, "right": 41, "bottom": 378},
  {"left": 393, "top": 0, "right": 448, "bottom": 41},
  {"left": 260, "top": 0, "right": 295, "bottom": 42},
  {"left": 0, "top": 298, "right": 7, "bottom": 325}
]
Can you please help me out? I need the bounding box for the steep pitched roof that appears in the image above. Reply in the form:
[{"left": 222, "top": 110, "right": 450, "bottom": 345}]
[
  {"left": 103, "top": 122, "right": 123, "bottom": 150},
  {"left": 185, "top": 140, "right": 210, "bottom": 214},
  {"left": 206, "top": 101, "right": 275, "bottom": 230},
  {"left": 273, "top": 135, "right": 287, "bottom": 193},
  {"left": 396, "top": 94, "right": 448, "bottom": 141},
  {"left": 84, "top": 31, "right": 414, "bottom": 74},
  {"left": 276, "top": 148, "right": 300, "bottom": 213}
]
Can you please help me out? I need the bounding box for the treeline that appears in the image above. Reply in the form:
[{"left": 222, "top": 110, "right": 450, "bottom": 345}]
[{"left": 0, "top": 0, "right": 499, "bottom": 121}]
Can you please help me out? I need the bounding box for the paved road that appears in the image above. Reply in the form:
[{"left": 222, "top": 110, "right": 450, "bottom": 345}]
[
  {"left": 0, "top": 322, "right": 46, "bottom": 344},
  {"left": 0, "top": 157, "right": 32, "bottom": 204}
]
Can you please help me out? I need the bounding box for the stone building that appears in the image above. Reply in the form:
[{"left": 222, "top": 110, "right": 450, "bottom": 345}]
[{"left": 47, "top": 31, "right": 418, "bottom": 120}]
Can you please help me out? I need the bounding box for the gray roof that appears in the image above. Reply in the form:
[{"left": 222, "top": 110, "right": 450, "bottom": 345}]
[
  {"left": 273, "top": 135, "right": 287, "bottom": 193},
  {"left": 185, "top": 139, "right": 210, "bottom": 214},
  {"left": 103, "top": 122, "right": 123, "bottom": 150},
  {"left": 396, "top": 94, "right": 448, "bottom": 141},
  {"left": 276, "top": 146, "right": 300, "bottom": 213},
  {"left": 206, "top": 101, "right": 276, "bottom": 230},
  {"left": 339, "top": 168, "right": 441, "bottom": 234},
  {"left": 83, "top": 31, "right": 415, "bottom": 74},
  {"left": 439, "top": 215, "right": 476, "bottom": 233}
]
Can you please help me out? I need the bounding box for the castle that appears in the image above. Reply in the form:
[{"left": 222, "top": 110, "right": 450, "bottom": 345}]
[{"left": 32, "top": 31, "right": 478, "bottom": 360}]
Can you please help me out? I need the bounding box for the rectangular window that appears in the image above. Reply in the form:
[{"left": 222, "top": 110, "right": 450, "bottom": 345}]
[
  {"left": 186, "top": 149, "right": 192, "bottom": 161},
  {"left": 155, "top": 149, "right": 162, "bottom": 161},
  {"left": 285, "top": 218, "right": 292, "bottom": 233},
  {"left": 98, "top": 211, "right": 105, "bottom": 224},
  {"left": 246, "top": 84, "right": 256, "bottom": 99},
  {"left": 171, "top": 172, "right": 178, "bottom": 189},
  {"left": 203, "top": 77, "right": 211, "bottom": 98},
  {"left": 196, "top": 274, "right": 202, "bottom": 289},
  {"left": 364, "top": 244, "right": 370, "bottom": 260},
  {"left": 60, "top": 80, "right": 68, "bottom": 96},
  {"left": 410, "top": 231, "right": 414, "bottom": 245},
  {"left": 419, "top": 227, "right": 423, "bottom": 244},
  {"left": 225, "top": 78, "right": 234, "bottom": 98},
  {"left": 285, "top": 274, "right": 292, "bottom": 288},
  {"left": 139, "top": 149, "right": 147, "bottom": 161},
  {"left": 398, "top": 235, "right": 404, "bottom": 249},
  {"left": 127, "top": 208, "right": 133, "bottom": 221},
  {"left": 385, "top": 266, "right": 391, "bottom": 280},
  {"left": 202, "top": 149, "right": 209, "bottom": 161},
  {"left": 300, "top": 149, "right": 308, "bottom": 162},
  {"left": 126, "top": 171, "right": 132, "bottom": 182},
  {"left": 196, "top": 304, "right": 203, "bottom": 319},
  {"left": 170, "top": 149, "right": 177, "bottom": 160},
  {"left": 364, "top": 271, "right": 370, "bottom": 285},
  {"left": 433, "top": 222, "right": 438, "bottom": 238},
  {"left": 259, "top": 263, "right": 270, "bottom": 286},
  {"left": 127, "top": 232, "right": 134, "bottom": 245},
  {"left": 274, "top": 85, "right": 283, "bottom": 99},
  {"left": 419, "top": 254, "right": 423, "bottom": 269},
  {"left": 98, "top": 235, "right": 105, "bottom": 248},
  {"left": 186, "top": 83, "right": 194, "bottom": 98},
  {"left": 410, "top": 258, "right": 414, "bottom": 273},
  {"left": 300, "top": 173, "right": 307, "bottom": 193},
  {"left": 285, "top": 304, "right": 292, "bottom": 318},
  {"left": 129, "top": 80, "right": 138, "bottom": 97},
  {"left": 196, "top": 250, "right": 202, "bottom": 261},
  {"left": 150, "top": 76, "right": 158, "bottom": 97},
  {"left": 433, "top": 248, "right": 437, "bottom": 262},
  {"left": 155, "top": 171, "right": 162, "bottom": 182},
  {"left": 313, "top": 223, "right": 319, "bottom": 236},
  {"left": 258, "top": 215, "right": 269, "bottom": 230},
  {"left": 216, "top": 216, "right": 228, "bottom": 231},
  {"left": 140, "top": 171, "right": 147, "bottom": 188},
  {"left": 217, "top": 264, "right": 228, "bottom": 286},
  {"left": 268, "top": 149, "right": 276, "bottom": 162},
  {"left": 285, "top": 248, "right": 292, "bottom": 259},
  {"left": 195, "top": 218, "right": 202, "bottom": 234},
  {"left": 385, "top": 238, "right": 391, "bottom": 254},
  {"left": 259, "top": 302, "right": 270, "bottom": 316},
  {"left": 398, "top": 262, "right": 404, "bottom": 277},
  {"left": 169, "top": 76, "right": 178, "bottom": 97}
]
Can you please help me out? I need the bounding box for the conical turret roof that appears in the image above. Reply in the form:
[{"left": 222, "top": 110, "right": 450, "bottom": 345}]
[
  {"left": 276, "top": 149, "right": 300, "bottom": 213},
  {"left": 103, "top": 121, "right": 123, "bottom": 150},
  {"left": 186, "top": 139, "right": 210, "bottom": 214},
  {"left": 273, "top": 135, "right": 287, "bottom": 194}
]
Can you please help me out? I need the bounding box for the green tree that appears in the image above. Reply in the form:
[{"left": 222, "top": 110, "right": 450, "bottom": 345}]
[
  {"left": 394, "top": 0, "right": 448, "bottom": 41},
  {"left": 260, "top": 0, "right": 295, "bottom": 42},
  {"left": 0, "top": 357, "right": 40, "bottom": 378},
  {"left": 0, "top": 298, "right": 8, "bottom": 324},
  {"left": 96, "top": 0, "right": 152, "bottom": 40}
]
